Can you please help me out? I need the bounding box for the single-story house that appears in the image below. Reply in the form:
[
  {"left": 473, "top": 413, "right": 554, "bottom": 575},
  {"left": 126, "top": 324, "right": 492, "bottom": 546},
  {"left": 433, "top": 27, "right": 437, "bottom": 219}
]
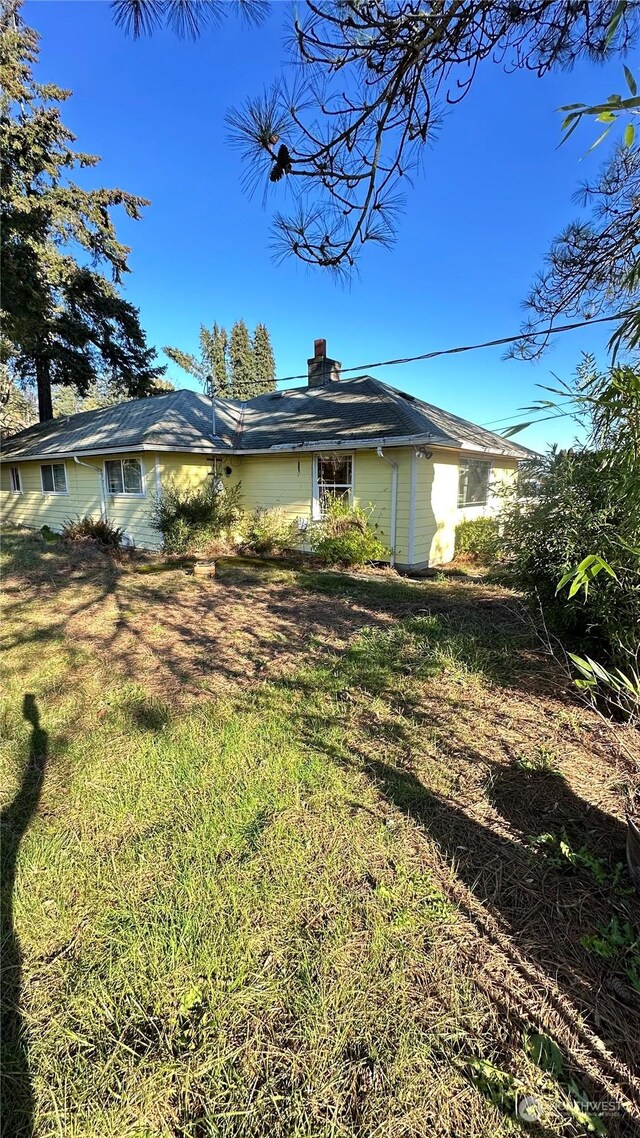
[{"left": 1, "top": 340, "right": 533, "bottom": 569}]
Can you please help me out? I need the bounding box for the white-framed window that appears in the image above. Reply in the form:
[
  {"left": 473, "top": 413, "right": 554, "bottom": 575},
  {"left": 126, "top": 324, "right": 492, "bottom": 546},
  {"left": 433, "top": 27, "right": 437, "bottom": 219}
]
[
  {"left": 9, "top": 466, "right": 21, "bottom": 493},
  {"left": 458, "top": 458, "right": 491, "bottom": 507},
  {"left": 314, "top": 453, "right": 353, "bottom": 516},
  {"left": 40, "top": 462, "right": 67, "bottom": 494},
  {"left": 104, "top": 458, "right": 144, "bottom": 496}
]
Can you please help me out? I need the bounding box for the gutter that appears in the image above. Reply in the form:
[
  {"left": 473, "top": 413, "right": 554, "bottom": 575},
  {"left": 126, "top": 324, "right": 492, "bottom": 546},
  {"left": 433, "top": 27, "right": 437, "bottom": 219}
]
[
  {"left": 2, "top": 437, "right": 532, "bottom": 464},
  {"left": 375, "top": 447, "right": 398, "bottom": 568},
  {"left": 73, "top": 455, "right": 106, "bottom": 520}
]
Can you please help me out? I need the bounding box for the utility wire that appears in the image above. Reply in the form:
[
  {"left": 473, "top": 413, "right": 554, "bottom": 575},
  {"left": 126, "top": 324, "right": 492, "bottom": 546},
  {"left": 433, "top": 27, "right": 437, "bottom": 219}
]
[{"left": 275, "top": 311, "right": 630, "bottom": 385}]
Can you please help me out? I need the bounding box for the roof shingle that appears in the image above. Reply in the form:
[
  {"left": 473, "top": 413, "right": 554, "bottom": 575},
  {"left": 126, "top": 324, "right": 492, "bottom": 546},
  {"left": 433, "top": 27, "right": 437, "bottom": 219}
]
[{"left": 1, "top": 377, "right": 533, "bottom": 461}]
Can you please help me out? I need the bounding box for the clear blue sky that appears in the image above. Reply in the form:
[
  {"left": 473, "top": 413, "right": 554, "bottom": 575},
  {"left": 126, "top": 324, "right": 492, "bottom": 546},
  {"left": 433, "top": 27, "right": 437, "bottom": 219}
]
[{"left": 26, "top": 1, "right": 628, "bottom": 451}]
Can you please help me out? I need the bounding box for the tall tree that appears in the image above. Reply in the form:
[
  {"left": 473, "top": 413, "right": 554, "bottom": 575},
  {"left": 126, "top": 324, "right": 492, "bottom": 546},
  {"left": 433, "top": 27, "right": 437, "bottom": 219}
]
[
  {"left": 164, "top": 323, "right": 231, "bottom": 396},
  {"left": 165, "top": 321, "right": 276, "bottom": 398},
  {"left": 201, "top": 323, "right": 231, "bottom": 397},
  {"left": 252, "top": 323, "right": 276, "bottom": 394},
  {"left": 0, "top": 369, "right": 37, "bottom": 435},
  {"left": 228, "top": 319, "right": 255, "bottom": 401},
  {"left": 1, "top": 3, "right": 163, "bottom": 422}
]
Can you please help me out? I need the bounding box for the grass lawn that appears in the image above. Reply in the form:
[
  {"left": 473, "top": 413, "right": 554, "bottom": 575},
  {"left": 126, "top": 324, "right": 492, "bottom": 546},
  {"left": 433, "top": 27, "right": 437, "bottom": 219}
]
[{"left": 1, "top": 527, "right": 639, "bottom": 1138}]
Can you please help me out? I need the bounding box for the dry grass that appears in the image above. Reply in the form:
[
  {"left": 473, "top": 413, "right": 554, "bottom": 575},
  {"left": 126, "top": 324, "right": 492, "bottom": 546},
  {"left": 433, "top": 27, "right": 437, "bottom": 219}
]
[{"left": 1, "top": 527, "right": 639, "bottom": 1137}]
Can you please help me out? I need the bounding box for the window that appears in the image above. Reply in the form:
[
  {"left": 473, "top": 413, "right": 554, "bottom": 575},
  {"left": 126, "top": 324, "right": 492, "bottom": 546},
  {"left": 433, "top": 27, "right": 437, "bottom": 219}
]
[
  {"left": 316, "top": 453, "right": 353, "bottom": 514},
  {"left": 458, "top": 458, "right": 491, "bottom": 507},
  {"left": 41, "top": 463, "right": 67, "bottom": 493},
  {"left": 10, "top": 467, "right": 21, "bottom": 493},
  {"left": 105, "top": 458, "right": 144, "bottom": 496}
]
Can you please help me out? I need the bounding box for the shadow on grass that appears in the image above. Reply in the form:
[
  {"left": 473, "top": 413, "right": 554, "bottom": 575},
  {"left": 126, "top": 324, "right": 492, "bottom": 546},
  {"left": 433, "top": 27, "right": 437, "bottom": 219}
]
[
  {"left": 266, "top": 633, "right": 640, "bottom": 1133},
  {"left": 1, "top": 696, "right": 50, "bottom": 1138}
]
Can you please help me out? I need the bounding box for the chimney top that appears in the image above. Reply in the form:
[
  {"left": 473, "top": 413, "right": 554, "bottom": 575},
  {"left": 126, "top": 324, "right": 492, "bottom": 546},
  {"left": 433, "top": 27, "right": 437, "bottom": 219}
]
[{"left": 307, "top": 338, "right": 341, "bottom": 389}]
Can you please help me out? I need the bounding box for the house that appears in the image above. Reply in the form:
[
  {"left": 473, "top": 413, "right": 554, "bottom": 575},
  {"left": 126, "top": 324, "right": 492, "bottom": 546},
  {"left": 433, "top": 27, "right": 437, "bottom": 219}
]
[{"left": 0, "top": 340, "right": 533, "bottom": 568}]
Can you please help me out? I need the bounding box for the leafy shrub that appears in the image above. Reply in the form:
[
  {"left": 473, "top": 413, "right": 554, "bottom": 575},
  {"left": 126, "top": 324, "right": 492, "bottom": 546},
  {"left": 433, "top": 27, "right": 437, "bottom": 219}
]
[
  {"left": 151, "top": 481, "right": 242, "bottom": 554},
  {"left": 62, "top": 515, "right": 125, "bottom": 548},
  {"left": 241, "top": 506, "right": 300, "bottom": 555},
  {"left": 455, "top": 516, "right": 502, "bottom": 560},
  {"left": 308, "top": 499, "right": 389, "bottom": 566},
  {"left": 500, "top": 360, "right": 640, "bottom": 718}
]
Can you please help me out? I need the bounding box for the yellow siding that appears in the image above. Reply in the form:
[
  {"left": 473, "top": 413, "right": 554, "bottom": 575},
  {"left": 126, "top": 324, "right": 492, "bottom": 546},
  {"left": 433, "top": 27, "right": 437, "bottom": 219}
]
[
  {"left": 225, "top": 448, "right": 412, "bottom": 562},
  {"left": 158, "top": 453, "right": 212, "bottom": 492},
  {"left": 1, "top": 447, "right": 519, "bottom": 565},
  {"left": 0, "top": 454, "right": 160, "bottom": 549},
  {"left": 413, "top": 450, "right": 518, "bottom": 567},
  {"left": 225, "top": 453, "right": 314, "bottom": 525}
]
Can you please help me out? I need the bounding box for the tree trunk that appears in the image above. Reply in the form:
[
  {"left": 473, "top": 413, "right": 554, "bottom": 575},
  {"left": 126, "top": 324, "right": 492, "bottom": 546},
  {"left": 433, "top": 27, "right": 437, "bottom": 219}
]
[{"left": 36, "top": 356, "right": 53, "bottom": 421}]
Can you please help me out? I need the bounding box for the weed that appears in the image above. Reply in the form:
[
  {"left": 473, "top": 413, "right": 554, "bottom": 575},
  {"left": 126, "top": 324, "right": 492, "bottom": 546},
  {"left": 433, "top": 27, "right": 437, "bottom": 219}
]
[
  {"left": 515, "top": 746, "right": 560, "bottom": 773},
  {"left": 61, "top": 515, "right": 125, "bottom": 548},
  {"left": 528, "top": 830, "right": 626, "bottom": 890},
  {"left": 582, "top": 917, "right": 640, "bottom": 990}
]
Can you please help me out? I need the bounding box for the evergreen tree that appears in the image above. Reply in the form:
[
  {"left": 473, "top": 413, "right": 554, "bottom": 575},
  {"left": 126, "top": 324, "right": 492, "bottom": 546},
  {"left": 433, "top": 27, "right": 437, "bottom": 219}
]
[
  {"left": 0, "top": 370, "right": 37, "bottom": 434},
  {"left": 165, "top": 320, "right": 277, "bottom": 399},
  {"left": 228, "top": 319, "right": 255, "bottom": 401},
  {"left": 202, "top": 323, "right": 230, "bottom": 397},
  {"left": 164, "top": 323, "right": 231, "bottom": 396},
  {"left": 0, "top": 3, "right": 163, "bottom": 422},
  {"left": 252, "top": 323, "right": 276, "bottom": 395}
]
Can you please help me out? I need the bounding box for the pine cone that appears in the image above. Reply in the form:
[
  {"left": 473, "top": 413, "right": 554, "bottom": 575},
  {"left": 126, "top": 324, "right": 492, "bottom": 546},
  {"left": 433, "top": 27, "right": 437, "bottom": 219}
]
[{"left": 269, "top": 144, "right": 292, "bottom": 183}]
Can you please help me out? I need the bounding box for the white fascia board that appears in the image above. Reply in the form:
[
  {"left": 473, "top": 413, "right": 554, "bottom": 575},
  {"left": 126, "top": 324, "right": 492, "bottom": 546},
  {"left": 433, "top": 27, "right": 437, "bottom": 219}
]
[
  {"left": 2, "top": 437, "right": 526, "bottom": 463},
  {"left": 1, "top": 442, "right": 224, "bottom": 463},
  {"left": 234, "top": 433, "right": 444, "bottom": 454}
]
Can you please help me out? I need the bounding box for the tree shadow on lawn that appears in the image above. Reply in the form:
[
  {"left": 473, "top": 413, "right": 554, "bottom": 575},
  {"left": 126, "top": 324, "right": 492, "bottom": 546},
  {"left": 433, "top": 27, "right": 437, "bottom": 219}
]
[
  {"left": 1, "top": 696, "right": 52, "bottom": 1138},
  {"left": 2, "top": 531, "right": 558, "bottom": 710},
  {"left": 269, "top": 652, "right": 640, "bottom": 1133}
]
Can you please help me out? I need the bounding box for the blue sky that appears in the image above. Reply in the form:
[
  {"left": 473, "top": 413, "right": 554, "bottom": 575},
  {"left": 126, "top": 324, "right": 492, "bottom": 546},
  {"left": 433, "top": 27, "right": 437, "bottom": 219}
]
[{"left": 26, "top": 1, "right": 628, "bottom": 451}]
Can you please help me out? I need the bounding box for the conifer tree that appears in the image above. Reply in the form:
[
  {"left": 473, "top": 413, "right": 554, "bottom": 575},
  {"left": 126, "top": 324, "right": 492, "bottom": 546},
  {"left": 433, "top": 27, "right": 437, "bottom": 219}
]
[
  {"left": 200, "top": 324, "right": 231, "bottom": 397},
  {"left": 0, "top": 3, "right": 162, "bottom": 421},
  {"left": 228, "top": 319, "right": 255, "bottom": 400},
  {"left": 164, "top": 323, "right": 231, "bottom": 396},
  {"left": 165, "top": 319, "right": 277, "bottom": 399},
  {"left": 252, "top": 323, "right": 276, "bottom": 395}
]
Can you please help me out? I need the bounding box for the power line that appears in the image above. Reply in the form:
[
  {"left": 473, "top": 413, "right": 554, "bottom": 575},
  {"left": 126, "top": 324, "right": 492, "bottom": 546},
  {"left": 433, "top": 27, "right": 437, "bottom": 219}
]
[{"left": 275, "top": 311, "right": 630, "bottom": 385}]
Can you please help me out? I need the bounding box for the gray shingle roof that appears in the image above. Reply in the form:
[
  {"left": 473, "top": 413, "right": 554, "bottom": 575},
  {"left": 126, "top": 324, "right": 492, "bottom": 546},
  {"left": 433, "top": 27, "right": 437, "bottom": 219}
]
[
  {"left": 1, "top": 390, "right": 243, "bottom": 460},
  {"left": 1, "top": 377, "right": 534, "bottom": 461}
]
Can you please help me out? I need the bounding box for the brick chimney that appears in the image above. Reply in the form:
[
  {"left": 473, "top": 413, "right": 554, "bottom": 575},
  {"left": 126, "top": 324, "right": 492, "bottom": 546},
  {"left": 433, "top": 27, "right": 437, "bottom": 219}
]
[{"left": 307, "top": 338, "right": 341, "bottom": 389}]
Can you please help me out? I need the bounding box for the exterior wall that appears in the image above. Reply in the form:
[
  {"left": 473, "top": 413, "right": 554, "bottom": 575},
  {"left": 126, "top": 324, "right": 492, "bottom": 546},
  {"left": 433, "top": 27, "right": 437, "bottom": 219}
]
[
  {"left": 224, "top": 447, "right": 412, "bottom": 563},
  {"left": 411, "top": 449, "right": 518, "bottom": 567},
  {"left": 0, "top": 453, "right": 160, "bottom": 549},
  {"left": 1, "top": 447, "right": 519, "bottom": 565}
]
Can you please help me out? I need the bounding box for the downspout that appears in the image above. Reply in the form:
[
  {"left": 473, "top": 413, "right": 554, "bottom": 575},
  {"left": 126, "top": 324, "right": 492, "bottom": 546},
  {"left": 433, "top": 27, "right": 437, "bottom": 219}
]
[
  {"left": 73, "top": 455, "right": 106, "bottom": 520},
  {"left": 375, "top": 447, "right": 398, "bottom": 568}
]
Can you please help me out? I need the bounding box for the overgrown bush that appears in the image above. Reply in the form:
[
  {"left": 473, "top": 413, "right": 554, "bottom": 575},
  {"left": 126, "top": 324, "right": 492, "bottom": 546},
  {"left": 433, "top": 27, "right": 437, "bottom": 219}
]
[
  {"left": 62, "top": 515, "right": 125, "bottom": 548},
  {"left": 241, "top": 506, "right": 300, "bottom": 555},
  {"left": 309, "top": 499, "right": 389, "bottom": 566},
  {"left": 455, "top": 516, "right": 502, "bottom": 560},
  {"left": 500, "top": 360, "right": 640, "bottom": 718},
  {"left": 151, "top": 481, "right": 242, "bottom": 554}
]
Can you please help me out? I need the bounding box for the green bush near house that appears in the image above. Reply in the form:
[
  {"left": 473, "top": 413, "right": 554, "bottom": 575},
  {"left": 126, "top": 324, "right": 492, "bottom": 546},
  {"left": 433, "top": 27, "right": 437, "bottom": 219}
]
[
  {"left": 242, "top": 506, "right": 301, "bottom": 556},
  {"left": 61, "top": 515, "right": 125, "bottom": 548},
  {"left": 151, "top": 481, "right": 243, "bottom": 554},
  {"left": 309, "top": 498, "right": 389, "bottom": 567},
  {"left": 455, "top": 517, "right": 502, "bottom": 560}
]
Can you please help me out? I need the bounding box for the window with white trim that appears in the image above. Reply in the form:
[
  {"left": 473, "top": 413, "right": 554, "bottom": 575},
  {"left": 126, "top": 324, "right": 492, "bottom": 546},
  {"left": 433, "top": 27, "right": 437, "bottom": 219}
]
[
  {"left": 105, "top": 458, "right": 144, "bottom": 496},
  {"left": 316, "top": 453, "right": 353, "bottom": 514},
  {"left": 458, "top": 458, "right": 491, "bottom": 507},
  {"left": 10, "top": 466, "right": 21, "bottom": 493},
  {"left": 40, "top": 463, "right": 67, "bottom": 494}
]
